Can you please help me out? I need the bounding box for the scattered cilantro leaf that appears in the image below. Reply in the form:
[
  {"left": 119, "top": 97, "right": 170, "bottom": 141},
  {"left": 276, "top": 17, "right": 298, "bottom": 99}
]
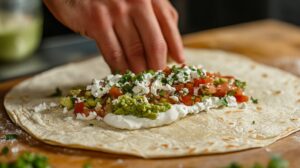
[
  {"left": 268, "top": 155, "right": 289, "bottom": 168},
  {"left": 83, "top": 163, "right": 92, "bottom": 168},
  {"left": 224, "top": 162, "right": 243, "bottom": 168},
  {"left": 227, "top": 90, "right": 236, "bottom": 96},
  {"left": 0, "top": 152, "right": 50, "bottom": 168},
  {"left": 252, "top": 121, "right": 256, "bottom": 125},
  {"left": 222, "top": 155, "right": 288, "bottom": 168},
  {"left": 252, "top": 163, "right": 264, "bottom": 168},
  {"left": 197, "top": 69, "right": 204, "bottom": 77},
  {"left": 88, "top": 123, "right": 94, "bottom": 127},
  {"left": 1, "top": 146, "right": 9, "bottom": 155},
  {"left": 234, "top": 80, "right": 246, "bottom": 89},
  {"left": 219, "top": 97, "right": 228, "bottom": 106},
  {"left": 49, "top": 87, "right": 62, "bottom": 97},
  {"left": 4, "top": 134, "right": 18, "bottom": 140},
  {"left": 251, "top": 97, "right": 258, "bottom": 104}
]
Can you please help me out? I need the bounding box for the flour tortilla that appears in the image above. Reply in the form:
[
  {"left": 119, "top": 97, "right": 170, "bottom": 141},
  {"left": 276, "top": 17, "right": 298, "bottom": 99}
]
[{"left": 4, "top": 49, "right": 300, "bottom": 158}]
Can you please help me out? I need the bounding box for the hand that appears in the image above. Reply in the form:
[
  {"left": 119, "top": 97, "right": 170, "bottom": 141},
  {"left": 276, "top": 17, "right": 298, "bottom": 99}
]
[{"left": 44, "top": 0, "right": 185, "bottom": 73}]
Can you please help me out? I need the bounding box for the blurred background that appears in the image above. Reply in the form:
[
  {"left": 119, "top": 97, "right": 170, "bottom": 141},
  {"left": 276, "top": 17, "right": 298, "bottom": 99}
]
[{"left": 1, "top": 0, "right": 300, "bottom": 81}]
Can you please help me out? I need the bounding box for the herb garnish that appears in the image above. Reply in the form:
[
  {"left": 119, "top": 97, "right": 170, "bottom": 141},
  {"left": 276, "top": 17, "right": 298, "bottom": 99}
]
[
  {"left": 0, "top": 152, "right": 50, "bottom": 168},
  {"left": 219, "top": 97, "right": 228, "bottom": 106},
  {"left": 49, "top": 87, "right": 62, "bottom": 97},
  {"left": 223, "top": 155, "right": 288, "bottom": 168},
  {"left": 4, "top": 134, "right": 18, "bottom": 140},
  {"left": 1, "top": 146, "right": 9, "bottom": 155},
  {"left": 234, "top": 80, "right": 246, "bottom": 89},
  {"left": 83, "top": 163, "right": 92, "bottom": 168},
  {"left": 251, "top": 97, "right": 258, "bottom": 104}
]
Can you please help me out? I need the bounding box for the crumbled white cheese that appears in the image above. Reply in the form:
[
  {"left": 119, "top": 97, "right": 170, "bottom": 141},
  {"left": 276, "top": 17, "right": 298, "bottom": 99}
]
[
  {"left": 193, "top": 87, "right": 200, "bottom": 96},
  {"left": 49, "top": 102, "right": 58, "bottom": 107},
  {"left": 63, "top": 107, "right": 68, "bottom": 114},
  {"left": 132, "top": 83, "right": 150, "bottom": 95},
  {"left": 150, "top": 80, "right": 176, "bottom": 96},
  {"left": 180, "top": 88, "right": 189, "bottom": 95},
  {"left": 169, "top": 96, "right": 179, "bottom": 102},
  {"left": 107, "top": 74, "right": 122, "bottom": 86},
  {"left": 76, "top": 111, "right": 98, "bottom": 120},
  {"left": 33, "top": 102, "right": 48, "bottom": 113},
  {"left": 96, "top": 116, "right": 103, "bottom": 121},
  {"left": 86, "top": 79, "right": 110, "bottom": 98},
  {"left": 225, "top": 96, "right": 238, "bottom": 107}
]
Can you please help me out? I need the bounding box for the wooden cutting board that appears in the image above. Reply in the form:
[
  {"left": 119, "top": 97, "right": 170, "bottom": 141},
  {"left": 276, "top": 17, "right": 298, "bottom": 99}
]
[{"left": 1, "top": 19, "right": 300, "bottom": 168}]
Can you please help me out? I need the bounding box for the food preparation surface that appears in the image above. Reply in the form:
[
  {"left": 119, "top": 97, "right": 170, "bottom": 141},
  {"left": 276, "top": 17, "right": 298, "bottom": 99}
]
[{"left": 1, "top": 20, "right": 300, "bottom": 167}]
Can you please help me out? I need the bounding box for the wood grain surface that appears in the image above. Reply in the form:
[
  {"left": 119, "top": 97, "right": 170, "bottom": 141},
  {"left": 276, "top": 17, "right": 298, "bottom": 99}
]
[{"left": 1, "top": 20, "right": 300, "bottom": 168}]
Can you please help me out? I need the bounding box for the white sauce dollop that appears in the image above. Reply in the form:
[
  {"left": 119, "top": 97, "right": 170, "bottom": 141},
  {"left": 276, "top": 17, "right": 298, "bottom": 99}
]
[{"left": 103, "top": 96, "right": 237, "bottom": 130}]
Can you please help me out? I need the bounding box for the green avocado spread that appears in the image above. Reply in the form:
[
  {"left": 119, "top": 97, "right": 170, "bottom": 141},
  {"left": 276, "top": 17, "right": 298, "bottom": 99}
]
[{"left": 112, "top": 95, "right": 171, "bottom": 120}]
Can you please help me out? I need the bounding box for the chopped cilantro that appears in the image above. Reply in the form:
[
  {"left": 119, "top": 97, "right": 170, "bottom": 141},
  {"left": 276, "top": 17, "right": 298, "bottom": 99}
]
[
  {"left": 121, "top": 83, "right": 133, "bottom": 93},
  {"left": 268, "top": 155, "right": 289, "bottom": 168},
  {"left": 88, "top": 123, "right": 94, "bottom": 127},
  {"left": 224, "top": 162, "right": 242, "bottom": 168},
  {"left": 252, "top": 121, "right": 256, "bottom": 124},
  {"left": 83, "top": 163, "right": 92, "bottom": 168},
  {"left": 1, "top": 146, "right": 9, "bottom": 155},
  {"left": 4, "top": 134, "right": 18, "bottom": 140},
  {"left": 234, "top": 80, "right": 246, "bottom": 89},
  {"left": 214, "top": 78, "right": 228, "bottom": 86},
  {"left": 219, "top": 97, "right": 228, "bottom": 106},
  {"left": 252, "top": 163, "right": 264, "bottom": 168},
  {"left": 222, "top": 155, "right": 288, "bottom": 168},
  {"left": 0, "top": 152, "right": 50, "bottom": 168},
  {"left": 227, "top": 90, "right": 236, "bottom": 96},
  {"left": 251, "top": 97, "right": 258, "bottom": 104},
  {"left": 146, "top": 69, "right": 155, "bottom": 75},
  {"left": 197, "top": 69, "right": 204, "bottom": 77}
]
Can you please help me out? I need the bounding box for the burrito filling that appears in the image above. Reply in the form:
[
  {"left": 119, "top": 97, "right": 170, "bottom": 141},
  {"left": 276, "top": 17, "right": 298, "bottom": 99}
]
[{"left": 60, "top": 65, "right": 249, "bottom": 129}]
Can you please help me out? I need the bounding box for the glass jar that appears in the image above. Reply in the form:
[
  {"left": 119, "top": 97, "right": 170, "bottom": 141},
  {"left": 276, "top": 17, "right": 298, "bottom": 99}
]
[{"left": 0, "top": 0, "right": 43, "bottom": 62}]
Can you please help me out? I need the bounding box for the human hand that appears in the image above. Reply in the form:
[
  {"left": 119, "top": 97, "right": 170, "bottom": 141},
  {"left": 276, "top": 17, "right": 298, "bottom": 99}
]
[{"left": 44, "top": 0, "right": 184, "bottom": 73}]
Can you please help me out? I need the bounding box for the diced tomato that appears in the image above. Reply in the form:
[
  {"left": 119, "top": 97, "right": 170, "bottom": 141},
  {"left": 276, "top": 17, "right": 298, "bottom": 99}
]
[
  {"left": 206, "top": 85, "right": 217, "bottom": 94},
  {"left": 181, "top": 95, "right": 193, "bottom": 106},
  {"left": 174, "top": 84, "right": 184, "bottom": 91},
  {"left": 234, "top": 88, "right": 243, "bottom": 96},
  {"left": 185, "top": 82, "right": 194, "bottom": 94},
  {"left": 109, "top": 86, "right": 123, "bottom": 98},
  {"left": 95, "top": 108, "right": 106, "bottom": 117},
  {"left": 235, "top": 95, "right": 249, "bottom": 103},
  {"left": 194, "top": 77, "right": 213, "bottom": 86},
  {"left": 214, "top": 83, "right": 229, "bottom": 97},
  {"left": 163, "top": 67, "right": 171, "bottom": 75},
  {"left": 221, "top": 75, "right": 235, "bottom": 79},
  {"left": 194, "top": 97, "right": 201, "bottom": 103},
  {"left": 74, "top": 102, "right": 84, "bottom": 113},
  {"left": 234, "top": 87, "right": 248, "bottom": 103}
]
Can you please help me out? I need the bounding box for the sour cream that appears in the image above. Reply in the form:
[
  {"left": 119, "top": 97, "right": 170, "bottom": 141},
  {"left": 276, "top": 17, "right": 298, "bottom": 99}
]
[{"left": 103, "top": 96, "right": 237, "bottom": 130}]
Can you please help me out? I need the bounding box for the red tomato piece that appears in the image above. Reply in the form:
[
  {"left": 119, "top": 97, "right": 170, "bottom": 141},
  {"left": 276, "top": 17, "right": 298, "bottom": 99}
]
[
  {"left": 207, "top": 85, "right": 217, "bottom": 94},
  {"left": 109, "top": 86, "right": 123, "bottom": 98},
  {"left": 181, "top": 95, "right": 193, "bottom": 106},
  {"left": 214, "top": 83, "right": 229, "bottom": 97},
  {"left": 235, "top": 95, "right": 249, "bottom": 103},
  {"left": 185, "top": 82, "right": 194, "bottom": 94},
  {"left": 175, "top": 84, "right": 184, "bottom": 91},
  {"left": 74, "top": 102, "right": 84, "bottom": 113},
  {"left": 163, "top": 67, "right": 171, "bottom": 75},
  {"left": 194, "top": 97, "right": 201, "bottom": 103}
]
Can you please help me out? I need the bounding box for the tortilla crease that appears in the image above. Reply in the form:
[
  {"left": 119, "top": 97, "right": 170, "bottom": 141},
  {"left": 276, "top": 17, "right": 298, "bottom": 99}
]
[{"left": 4, "top": 49, "right": 300, "bottom": 158}]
